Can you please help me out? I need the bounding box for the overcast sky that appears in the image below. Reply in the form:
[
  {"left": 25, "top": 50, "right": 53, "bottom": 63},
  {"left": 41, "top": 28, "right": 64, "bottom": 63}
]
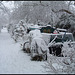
[{"left": 2, "top": 1, "right": 14, "bottom": 10}]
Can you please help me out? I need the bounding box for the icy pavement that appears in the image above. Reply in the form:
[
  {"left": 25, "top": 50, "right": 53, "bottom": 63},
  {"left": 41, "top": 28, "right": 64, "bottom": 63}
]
[{"left": 0, "top": 28, "right": 47, "bottom": 74}]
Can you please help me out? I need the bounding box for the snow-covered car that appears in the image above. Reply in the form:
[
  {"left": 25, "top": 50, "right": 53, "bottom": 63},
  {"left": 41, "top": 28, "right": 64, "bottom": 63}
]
[
  {"left": 23, "top": 29, "right": 49, "bottom": 61},
  {"left": 23, "top": 24, "right": 75, "bottom": 61},
  {"left": 41, "top": 29, "right": 74, "bottom": 57},
  {"left": 26, "top": 25, "right": 74, "bottom": 43}
]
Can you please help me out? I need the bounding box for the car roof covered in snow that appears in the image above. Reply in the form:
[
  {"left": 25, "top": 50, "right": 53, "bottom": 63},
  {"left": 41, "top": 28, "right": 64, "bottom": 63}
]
[
  {"left": 41, "top": 32, "right": 73, "bottom": 36},
  {"left": 57, "top": 28, "right": 67, "bottom": 32}
]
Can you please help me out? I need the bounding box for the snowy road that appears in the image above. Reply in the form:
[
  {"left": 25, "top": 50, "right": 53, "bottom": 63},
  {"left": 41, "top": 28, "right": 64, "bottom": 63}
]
[{"left": 0, "top": 28, "right": 47, "bottom": 74}]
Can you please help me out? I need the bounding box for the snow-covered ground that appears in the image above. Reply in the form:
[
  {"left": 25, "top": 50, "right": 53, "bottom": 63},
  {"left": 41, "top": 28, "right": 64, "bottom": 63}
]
[{"left": 0, "top": 28, "right": 47, "bottom": 74}]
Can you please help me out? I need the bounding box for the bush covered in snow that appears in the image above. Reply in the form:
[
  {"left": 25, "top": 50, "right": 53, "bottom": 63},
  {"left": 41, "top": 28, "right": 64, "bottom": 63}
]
[
  {"left": 46, "top": 41, "right": 75, "bottom": 74},
  {"left": 7, "top": 20, "right": 27, "bottom": 42},
  {"left": 56, "top": 14, "right": 75, "bottom": 38}
]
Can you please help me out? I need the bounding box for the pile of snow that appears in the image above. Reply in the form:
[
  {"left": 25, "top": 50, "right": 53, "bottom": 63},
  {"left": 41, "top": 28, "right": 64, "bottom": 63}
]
[{"left": 1, "top": 27, "right": 8, "bottom": 33}]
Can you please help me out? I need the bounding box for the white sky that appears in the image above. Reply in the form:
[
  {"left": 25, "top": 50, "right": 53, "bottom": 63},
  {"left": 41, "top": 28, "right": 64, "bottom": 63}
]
[
  {"left": 2, "top": 1, "right": 14, "bottom": 10},
  {"left": 2, "top": 1, "right": 75, "bottom": 12}
]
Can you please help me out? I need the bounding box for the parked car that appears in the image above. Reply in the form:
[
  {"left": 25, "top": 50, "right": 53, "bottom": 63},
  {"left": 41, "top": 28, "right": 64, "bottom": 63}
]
[{"left": 22, "top": 24, "right": 74, "bottom": 61}]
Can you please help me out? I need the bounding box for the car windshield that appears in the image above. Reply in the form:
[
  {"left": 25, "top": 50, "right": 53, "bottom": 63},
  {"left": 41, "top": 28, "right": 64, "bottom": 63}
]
[{"left": 50, "top": 33, "right": 74, "bottom": 42}]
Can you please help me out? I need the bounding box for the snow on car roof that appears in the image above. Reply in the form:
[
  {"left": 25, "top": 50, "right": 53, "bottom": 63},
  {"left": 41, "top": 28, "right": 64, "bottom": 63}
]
[
  {"left": 28, "top": 25, "right": 42, "bottom": 30},
  {"left": 57, "top": 28, "right": 67, "bottom": 32},
  {"left": 38, "top": 25, "right": 52, "bottom": 28},
  {"left": 33, "top": 25, "right": 39, "bottom": 28},
  {"left": 29, "top": 29, "right": 42, "bottom": 38},
  {"left": 41, "top": 32, "right": 73, "bottom": 36}
]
